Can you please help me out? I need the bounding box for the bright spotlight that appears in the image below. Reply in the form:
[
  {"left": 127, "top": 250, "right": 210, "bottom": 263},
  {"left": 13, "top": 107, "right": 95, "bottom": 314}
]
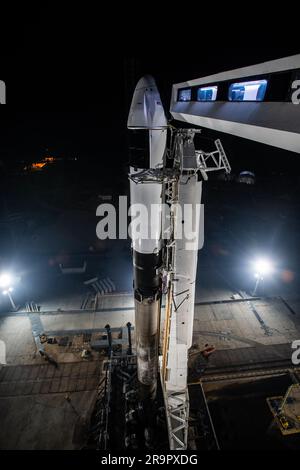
[
  {"left": 0, "top": 273, "right": 13, "bottom": 289},
  {"left": 253, "top": 258, "right": 274, "bottom": 277},
  {"left": 0, "top": 275, "right": 17, "bottom": 311},
  {"left": 251, "top": 257, "right": 274, "bottom": 296}
]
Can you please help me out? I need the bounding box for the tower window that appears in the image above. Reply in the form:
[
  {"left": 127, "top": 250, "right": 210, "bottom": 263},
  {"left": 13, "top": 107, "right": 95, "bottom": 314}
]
[
  {"left": 178, "top": 88, "right": 192, "bottom": 102},
  {"left": 197, "top": 86, "right": 218, "bottom": 101},
  {"left": 228, "top": 79, "right": 268, "bottom": 102}
]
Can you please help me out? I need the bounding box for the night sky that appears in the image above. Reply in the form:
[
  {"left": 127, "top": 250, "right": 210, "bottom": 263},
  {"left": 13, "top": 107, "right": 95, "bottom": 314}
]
[
  {"left": 0, "top": 6, "right": 299, "bottom": 177},
  {"left": 1, "top": 10, "right": 300, "bottom": 455}
]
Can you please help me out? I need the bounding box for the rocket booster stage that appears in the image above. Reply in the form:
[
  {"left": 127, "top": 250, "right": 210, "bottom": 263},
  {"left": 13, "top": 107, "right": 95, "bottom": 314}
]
[
  {"left": 127, "top": 73, "right": 231, "bottom": 449},
  {"left": 128, "top": 76, "right": 167, "bottom": 399}
]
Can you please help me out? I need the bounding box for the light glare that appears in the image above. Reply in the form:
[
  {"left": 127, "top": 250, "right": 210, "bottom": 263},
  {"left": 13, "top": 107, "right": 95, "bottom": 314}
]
[
  {"left": 253, "top": 258, "right": 273, "bottom": 277},
  {"left": 0, "top": 273, "right": 13, "bottom": 289}
]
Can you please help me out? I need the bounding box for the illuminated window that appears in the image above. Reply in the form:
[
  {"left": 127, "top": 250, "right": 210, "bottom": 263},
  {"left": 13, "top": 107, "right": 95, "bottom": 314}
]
[
  {"left": 228, "top": 79, "right": 268, "bottom": 102},
  {"left": 197, "top": 86, "right": 218, "bottom": 101},
  {"left": 178, "top": 88, "right": 192, "bottom": 102}
]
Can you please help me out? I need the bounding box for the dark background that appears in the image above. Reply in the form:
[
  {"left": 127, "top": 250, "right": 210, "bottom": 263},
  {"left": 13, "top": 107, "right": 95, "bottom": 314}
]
[
  {"left": 0, "top": 9, "right": 300, "bottom": 456},
  {"left": 0, "top": 6, "right": 299, "bottom": 299},
  {"left": 0, "top": 4, "right": 299, "bottom": 175},
  {"left": 0, "top": 5, "right": 297, "bottom": 169}
]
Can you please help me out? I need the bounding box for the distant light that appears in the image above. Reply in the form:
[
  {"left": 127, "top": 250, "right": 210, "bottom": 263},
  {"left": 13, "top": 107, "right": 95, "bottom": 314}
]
[
  {"left": 33, "top": 162, "right": 46, "bottom": 169},
  {"left": 253, "top": 258, "right": 274, "bottom": 277},
  {"left": 0, "top": 273, "right": 13, "bottom": 289}
]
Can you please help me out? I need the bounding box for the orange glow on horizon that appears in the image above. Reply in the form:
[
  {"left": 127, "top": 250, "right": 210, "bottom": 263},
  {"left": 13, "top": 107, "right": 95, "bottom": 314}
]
[
  {"left": 26, "top": 156, "right": 58, "bottom": 171},
  {"left": 31, "top": 162, "right": 47, "bottom": 170}
]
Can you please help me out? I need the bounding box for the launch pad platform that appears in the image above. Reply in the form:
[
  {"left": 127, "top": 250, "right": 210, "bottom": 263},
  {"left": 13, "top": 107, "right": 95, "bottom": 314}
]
[{"left": 0, "top": 290, "right": 300, "bottom": 450}]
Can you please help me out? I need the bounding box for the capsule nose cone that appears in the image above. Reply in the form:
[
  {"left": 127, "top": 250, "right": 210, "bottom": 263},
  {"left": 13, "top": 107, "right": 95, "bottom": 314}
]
[
  {"left": 135, "top": 74, "right": 157, "bottom": 90},
  {"left": 127, "top": 75, "right": 167, "bottom": 130}
]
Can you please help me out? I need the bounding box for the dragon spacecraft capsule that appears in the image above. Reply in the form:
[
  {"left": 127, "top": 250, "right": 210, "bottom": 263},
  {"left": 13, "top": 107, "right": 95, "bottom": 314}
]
[{"left": 128, "top": 76, "right": 167, "bottom": 399}]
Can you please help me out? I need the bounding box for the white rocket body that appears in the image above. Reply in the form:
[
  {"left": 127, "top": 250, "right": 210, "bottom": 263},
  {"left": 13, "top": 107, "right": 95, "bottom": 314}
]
[
  {"left": 128, "top": 76, "right": 167, "bottom": 398},
  {"left": 128, "top": 76, "right": 202, "bottom": 407}
]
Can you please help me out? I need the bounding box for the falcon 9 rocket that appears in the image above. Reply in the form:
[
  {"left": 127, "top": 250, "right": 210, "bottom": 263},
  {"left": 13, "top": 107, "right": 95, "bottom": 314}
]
[{"left": 128, "top": 76, "right": 167, "bottom": 400}]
